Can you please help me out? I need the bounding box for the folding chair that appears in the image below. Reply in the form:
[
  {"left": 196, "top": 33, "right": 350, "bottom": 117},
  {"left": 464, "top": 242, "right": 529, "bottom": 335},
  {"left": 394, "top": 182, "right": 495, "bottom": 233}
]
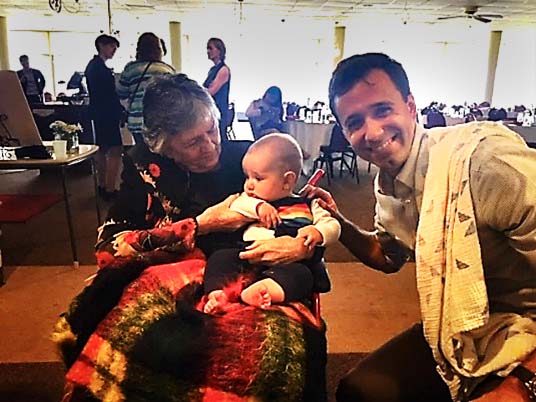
[
  {"left": 313, "top": 124, "right": 359, "bottom": 185},
  {"left": 226, "top": 102, "right": 236, "bottom": 140}
]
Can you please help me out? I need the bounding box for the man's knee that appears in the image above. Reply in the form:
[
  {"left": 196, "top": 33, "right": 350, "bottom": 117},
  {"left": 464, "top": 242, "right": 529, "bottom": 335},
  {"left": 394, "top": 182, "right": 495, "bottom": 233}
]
[
  {"left": 336, "top": 373, "right": 364, "bottom": 401},
  {"left": 336, "top": 366, "right": 402, "bottom": 402}
]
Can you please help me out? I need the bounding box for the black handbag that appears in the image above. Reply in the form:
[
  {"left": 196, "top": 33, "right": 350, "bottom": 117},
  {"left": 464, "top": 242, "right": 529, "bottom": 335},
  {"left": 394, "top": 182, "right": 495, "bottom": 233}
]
[{"left": 122, "top": 61, "right": 153, "bottom": 127}]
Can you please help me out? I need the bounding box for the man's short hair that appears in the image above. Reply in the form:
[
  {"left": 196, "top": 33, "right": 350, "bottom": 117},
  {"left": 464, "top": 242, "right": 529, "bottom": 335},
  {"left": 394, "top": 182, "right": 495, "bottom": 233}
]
[
  {"left": 19, "top": 55, "right": 29, "bottom": 62},
  {"left": 95, "top": 34, "right": 120, "bottom": 52},
  {"left": 329, "top": 53, "right": 411, "bottom": 121}
]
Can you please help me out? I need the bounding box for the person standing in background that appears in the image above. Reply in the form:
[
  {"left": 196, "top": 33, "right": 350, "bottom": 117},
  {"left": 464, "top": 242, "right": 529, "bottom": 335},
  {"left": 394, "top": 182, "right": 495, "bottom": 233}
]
[
  {"left": 203, "top": 37, "right": 231, "bottom": 143},
  {"left": 17, "top": 55, "right": 46, "bottom": 104},
  {"left": 246, "top": 86, "right": 284, "bottom": 139},
  {"left": 85, "top": 34, "right": 123, "bottom": 201},
  {"left": 117, "top": 32, "right": 175, "bottom": 144}
]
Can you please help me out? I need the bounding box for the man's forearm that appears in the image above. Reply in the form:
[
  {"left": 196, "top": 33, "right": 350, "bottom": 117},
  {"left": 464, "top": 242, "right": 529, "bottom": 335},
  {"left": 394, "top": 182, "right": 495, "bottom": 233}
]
[{"left": 337, "top": 213, "right": 404, "bottom": 273}]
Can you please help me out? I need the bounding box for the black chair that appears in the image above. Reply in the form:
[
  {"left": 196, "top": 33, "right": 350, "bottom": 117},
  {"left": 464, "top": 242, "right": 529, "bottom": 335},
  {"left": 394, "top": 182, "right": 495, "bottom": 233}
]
[
  {"left": 424, "top": 109, "right": 446, "bottom": 128},
  {"left": 313, "top": 124, "right": 359, "bottom": 185},
  {"left": 488, "top": 108, "right": 507, "bottom": 122},
  {"left": 226, "top": 102, "right": 236, "bottom": 140}
]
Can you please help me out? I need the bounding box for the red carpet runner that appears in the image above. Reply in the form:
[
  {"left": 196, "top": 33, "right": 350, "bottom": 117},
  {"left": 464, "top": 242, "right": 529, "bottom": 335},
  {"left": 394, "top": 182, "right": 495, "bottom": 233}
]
[{"left": 0, "top": 194, "right": 63, "bottom": 223}]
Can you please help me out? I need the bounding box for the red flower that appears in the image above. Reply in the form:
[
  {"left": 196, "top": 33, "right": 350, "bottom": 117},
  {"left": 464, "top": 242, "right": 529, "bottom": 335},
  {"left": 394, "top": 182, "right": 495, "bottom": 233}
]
[
  {"left": 122, "top": 231, "right": 139, "bottom": 245},
  {"left": 171, "top": 218, "right": 197, "bottom": 237},
  {"left": 95, "top": 251, "right": 115, "bottom": 269},
  {"left": 148, "top": 163, "right": 161, "bottom": 178}
]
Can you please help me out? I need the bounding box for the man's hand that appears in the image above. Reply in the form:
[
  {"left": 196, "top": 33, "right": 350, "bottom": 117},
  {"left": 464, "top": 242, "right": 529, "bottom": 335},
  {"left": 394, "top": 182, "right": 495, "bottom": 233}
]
[
  {"left": 297, "top": 225, "right": 323, "bottom": 248},
  {"left": 196, "top": 194, "right": 254, "bottom": 235},
  {"left": 299, "top": 185, "right": 339, "bottom": 214},
  {"left": 471, "top": 376, "right": 531, "bottom": 402},
  {"left": 239, "top": 236, "right": 312, "bottom": 265},
  {"left": 257, "top": 202, "right": 281, "bottom": 228},
  {"left": 473, "top": 351, "right": 536, "bottom": 402}
]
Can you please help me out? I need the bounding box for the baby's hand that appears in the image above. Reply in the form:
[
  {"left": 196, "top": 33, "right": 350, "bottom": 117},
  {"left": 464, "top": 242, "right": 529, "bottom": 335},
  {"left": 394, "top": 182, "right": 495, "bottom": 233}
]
[
  {"left": 297, "top": 226, "right": 323, "bottom": 248},
  {"left": 257, "top": 202, "right": 281, "bottom": 228}
]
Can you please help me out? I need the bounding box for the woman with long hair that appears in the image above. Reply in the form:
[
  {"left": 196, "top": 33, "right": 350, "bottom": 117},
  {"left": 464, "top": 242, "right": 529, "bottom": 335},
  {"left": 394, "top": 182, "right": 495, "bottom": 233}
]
[
  {"left": 117, "top": 32, "right": 175, "bottom": 144},
  {"left": 246, "top": 85, "right": 284, "bottom": 139}
]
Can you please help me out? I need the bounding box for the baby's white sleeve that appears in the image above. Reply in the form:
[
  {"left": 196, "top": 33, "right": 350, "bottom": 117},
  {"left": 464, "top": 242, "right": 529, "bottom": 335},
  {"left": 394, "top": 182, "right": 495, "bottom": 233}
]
[
  {"left": 311, "top": 199, "right": 341, "bottom": 246},
  {"left": 229, "top": 193, "right": 264, "bottom": 219}
]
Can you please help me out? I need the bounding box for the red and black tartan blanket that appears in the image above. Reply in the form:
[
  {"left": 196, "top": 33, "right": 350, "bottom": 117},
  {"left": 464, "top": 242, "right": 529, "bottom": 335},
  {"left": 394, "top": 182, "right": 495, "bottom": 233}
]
[{"left": 53, "top": 253, "right": 327, "bottom": 401}]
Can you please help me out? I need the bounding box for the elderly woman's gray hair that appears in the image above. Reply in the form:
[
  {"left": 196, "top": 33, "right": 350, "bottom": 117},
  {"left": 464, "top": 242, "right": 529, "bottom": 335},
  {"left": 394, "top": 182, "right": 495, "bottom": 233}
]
[{"left": 142, "top": 74, "right": 220, "bottom": 154}]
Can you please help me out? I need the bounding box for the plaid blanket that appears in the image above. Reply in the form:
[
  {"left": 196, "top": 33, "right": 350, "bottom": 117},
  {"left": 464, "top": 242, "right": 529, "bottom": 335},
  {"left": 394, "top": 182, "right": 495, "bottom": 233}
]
[{"left": 53, "top": 255, "right": 327, "bottom": 401}]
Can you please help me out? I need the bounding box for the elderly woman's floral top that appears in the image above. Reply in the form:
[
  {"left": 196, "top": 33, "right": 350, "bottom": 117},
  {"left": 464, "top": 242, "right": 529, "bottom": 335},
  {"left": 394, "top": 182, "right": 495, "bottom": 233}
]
[{"left": 96, "top": 141, "right": 250, "bottom": 269}]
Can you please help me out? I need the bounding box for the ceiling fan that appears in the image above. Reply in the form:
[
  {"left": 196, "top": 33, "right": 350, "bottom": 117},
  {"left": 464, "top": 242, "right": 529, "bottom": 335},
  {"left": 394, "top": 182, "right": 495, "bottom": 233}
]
[{"left": 437, "top": 6, "right": 503, "bottom": 23}]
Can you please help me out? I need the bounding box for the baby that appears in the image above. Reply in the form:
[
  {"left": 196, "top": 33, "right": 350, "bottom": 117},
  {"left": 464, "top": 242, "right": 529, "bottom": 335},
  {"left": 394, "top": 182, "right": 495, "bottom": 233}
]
[{"left": 203, "top": 133, "right": 341, "bottom": 314}]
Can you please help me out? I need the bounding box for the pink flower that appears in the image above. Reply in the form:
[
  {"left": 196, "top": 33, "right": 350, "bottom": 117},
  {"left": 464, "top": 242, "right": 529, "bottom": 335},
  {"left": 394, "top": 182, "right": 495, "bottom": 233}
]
[{"left": 148, "top": 163, "right": 161, "bottom": 178}]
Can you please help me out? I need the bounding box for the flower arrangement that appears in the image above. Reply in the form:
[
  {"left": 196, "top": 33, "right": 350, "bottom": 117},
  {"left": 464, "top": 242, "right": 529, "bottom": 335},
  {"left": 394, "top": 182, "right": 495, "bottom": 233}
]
[{"left": 49, "top": 120, "right": 82, "bottom": 151}]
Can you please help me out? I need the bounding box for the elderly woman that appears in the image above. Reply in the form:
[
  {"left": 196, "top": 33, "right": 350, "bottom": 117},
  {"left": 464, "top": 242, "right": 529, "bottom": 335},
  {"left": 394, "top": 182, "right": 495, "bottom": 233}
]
[
  {"left": 54, "top": 74, "right": 327, "bottom": 402},
  {"left": 117, "top": 32, "right": 175, "bottom": 145}
]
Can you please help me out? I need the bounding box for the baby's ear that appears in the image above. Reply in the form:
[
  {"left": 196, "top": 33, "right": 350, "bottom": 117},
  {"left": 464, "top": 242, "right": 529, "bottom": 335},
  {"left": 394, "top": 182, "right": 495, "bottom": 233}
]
[{"left": 283, "top": 170, "right": 297, "bottom": 187}]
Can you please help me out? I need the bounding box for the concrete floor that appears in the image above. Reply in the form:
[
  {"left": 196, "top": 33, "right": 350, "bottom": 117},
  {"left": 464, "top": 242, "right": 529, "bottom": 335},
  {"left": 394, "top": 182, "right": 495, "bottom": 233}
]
[{"left": 0, "top": 156, "right": 421, "bottom": 400}]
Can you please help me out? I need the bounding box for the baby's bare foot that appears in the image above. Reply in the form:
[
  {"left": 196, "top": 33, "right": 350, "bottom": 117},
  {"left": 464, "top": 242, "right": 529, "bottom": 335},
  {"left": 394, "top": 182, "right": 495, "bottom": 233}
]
[
  {"left": 204, "top": 290, "right": 230, "bottom": 314},
  {"left": 241, "top": 283, "right": 272, "bottom": 309}
]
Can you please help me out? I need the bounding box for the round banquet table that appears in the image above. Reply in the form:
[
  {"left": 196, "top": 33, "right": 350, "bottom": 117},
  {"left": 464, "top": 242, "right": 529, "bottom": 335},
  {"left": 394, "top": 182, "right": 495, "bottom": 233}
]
[{"left": 283, "top": 120, "right": 334, "bottom": 174}]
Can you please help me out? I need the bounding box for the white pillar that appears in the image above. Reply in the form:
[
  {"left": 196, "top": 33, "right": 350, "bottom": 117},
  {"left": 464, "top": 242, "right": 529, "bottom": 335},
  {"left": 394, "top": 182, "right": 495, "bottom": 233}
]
[
  {"left": 0, "top": 16, "right": 10, "bottom": 70},
  {"left": 169, "top": 21, "right": 182, "bottom": 72},
  {"left": 485, "top": 30, "right": 502, "bottom": 104},
  {"left": 334, "top": 25, "right": 345, "bottom": 68}
]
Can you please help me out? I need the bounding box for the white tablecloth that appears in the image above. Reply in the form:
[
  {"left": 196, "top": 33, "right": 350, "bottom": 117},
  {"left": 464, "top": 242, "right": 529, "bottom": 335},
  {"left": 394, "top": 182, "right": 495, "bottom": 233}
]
[
  {"left": 445, "top": 116, "right": 465, "bottom": 126},
  {"left": 282, "top": 120, "right": 334, "bottom": 173}
]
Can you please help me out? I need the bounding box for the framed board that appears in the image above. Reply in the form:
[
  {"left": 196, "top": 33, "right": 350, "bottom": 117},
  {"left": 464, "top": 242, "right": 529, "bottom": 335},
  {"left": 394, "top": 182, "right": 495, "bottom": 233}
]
[{"left": 0, "top": 70, "right": 43, "bottom": 147}]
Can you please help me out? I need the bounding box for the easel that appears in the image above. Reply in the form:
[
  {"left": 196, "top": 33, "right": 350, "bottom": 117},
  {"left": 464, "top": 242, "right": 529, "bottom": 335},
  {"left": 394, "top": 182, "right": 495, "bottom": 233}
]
[
  {"left": 0, "top": 70, "right": 100, "bottom": 282},
  {"left": 0, "top": 114, "right": 21, "bottom": 147},
  {"left": 0, "top": 70, "right": 44, "bottom": 148}
]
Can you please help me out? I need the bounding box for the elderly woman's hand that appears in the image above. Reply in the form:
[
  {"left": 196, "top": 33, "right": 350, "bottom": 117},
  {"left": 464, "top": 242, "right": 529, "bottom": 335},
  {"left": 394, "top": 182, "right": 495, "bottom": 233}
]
[
  {"left": 196, "top": 194, "right": 254, "bottom": 235},
  {"left": 238, "top": 236, "right": 312, "bottom": 266}
]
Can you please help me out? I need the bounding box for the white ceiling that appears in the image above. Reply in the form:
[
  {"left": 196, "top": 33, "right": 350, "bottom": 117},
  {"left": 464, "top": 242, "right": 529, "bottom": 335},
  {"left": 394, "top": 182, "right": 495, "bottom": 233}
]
[{"left": 0, "top": 0, "right": 535, "bottom": 25}]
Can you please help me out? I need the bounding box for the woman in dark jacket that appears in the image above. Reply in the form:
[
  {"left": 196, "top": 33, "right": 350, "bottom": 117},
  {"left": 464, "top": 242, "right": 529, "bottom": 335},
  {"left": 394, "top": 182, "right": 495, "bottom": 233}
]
[
  {"left": 55, "top": 74, "right": 327, "bottom": 402},
  {"left": 84, "top": 34, "right": 123, "bottom": 200}
]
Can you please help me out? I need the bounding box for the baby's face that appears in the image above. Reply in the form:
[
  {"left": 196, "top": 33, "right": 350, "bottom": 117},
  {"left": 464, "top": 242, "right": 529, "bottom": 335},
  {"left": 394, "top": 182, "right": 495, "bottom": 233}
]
[{"left": 242, "top": 149, "right": 292, "bottom": 202}]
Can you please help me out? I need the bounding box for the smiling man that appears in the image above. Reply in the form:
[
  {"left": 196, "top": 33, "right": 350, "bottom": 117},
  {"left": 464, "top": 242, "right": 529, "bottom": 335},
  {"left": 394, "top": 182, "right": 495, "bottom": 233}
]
[{"left": 325, "top": 53, "right": 536, "bottom": 402}]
